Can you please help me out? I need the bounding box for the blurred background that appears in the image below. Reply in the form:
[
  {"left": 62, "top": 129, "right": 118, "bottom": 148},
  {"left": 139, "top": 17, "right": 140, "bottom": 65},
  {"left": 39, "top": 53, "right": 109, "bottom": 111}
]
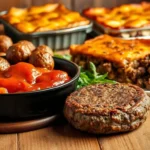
[{"left": 0, "top": 0, "right": 150, "bottom": 12}]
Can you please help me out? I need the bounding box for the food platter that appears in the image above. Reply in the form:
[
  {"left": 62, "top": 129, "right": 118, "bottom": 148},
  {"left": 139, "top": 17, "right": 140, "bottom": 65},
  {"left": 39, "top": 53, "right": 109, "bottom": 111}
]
[{"left": 0, "top": 2, "right": 150, "bottom": 135}]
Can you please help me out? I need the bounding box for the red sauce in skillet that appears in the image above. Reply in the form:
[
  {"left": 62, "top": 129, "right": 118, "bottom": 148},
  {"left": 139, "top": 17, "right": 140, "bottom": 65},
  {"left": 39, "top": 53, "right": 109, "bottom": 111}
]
[{"left": 0, "top": 62, "right": 70, "bottom": 93}]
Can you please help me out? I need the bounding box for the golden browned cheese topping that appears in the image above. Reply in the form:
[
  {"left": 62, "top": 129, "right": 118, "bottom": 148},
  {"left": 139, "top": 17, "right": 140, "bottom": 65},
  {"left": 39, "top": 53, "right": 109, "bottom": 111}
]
[
  {"left": 70, "top": 35, "right": 150, "bottom": 67},
  {"left": 83, "top": 2, "right": 150, "bottom": 29},
  {"left": 1, "top": 3, "right": 90, "bottom": 33}
]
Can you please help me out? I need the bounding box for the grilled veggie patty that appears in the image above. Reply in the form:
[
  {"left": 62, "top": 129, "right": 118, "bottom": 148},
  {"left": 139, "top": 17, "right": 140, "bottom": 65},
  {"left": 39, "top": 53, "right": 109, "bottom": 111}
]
[{"left": 64, "top": 83, "right": 150, "bottom": 134}]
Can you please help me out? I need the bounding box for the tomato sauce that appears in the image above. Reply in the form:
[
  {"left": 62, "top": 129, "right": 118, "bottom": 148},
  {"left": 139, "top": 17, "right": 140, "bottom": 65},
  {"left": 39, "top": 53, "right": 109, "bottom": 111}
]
[{"left": 0, "top": 62, "right": 70, "bottom": 93}]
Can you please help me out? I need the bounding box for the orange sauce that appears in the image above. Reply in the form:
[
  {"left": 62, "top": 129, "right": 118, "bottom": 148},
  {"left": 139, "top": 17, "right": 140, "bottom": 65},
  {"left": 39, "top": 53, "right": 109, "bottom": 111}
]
[{"left": 0, "top": 62, "right": 70, "bottom": 93}]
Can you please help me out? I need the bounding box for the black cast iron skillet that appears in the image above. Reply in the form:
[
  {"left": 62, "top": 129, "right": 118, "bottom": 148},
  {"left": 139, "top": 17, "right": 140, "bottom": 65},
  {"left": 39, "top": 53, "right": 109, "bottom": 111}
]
[{"left": 0, "top": 57, "right": 80, "bottom": 121}]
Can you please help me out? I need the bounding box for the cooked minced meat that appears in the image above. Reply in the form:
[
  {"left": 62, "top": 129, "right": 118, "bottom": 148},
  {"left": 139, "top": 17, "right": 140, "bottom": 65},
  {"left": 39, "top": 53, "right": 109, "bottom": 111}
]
[{"left": 70, "top": 35, "right": 150, "bottom": 89}]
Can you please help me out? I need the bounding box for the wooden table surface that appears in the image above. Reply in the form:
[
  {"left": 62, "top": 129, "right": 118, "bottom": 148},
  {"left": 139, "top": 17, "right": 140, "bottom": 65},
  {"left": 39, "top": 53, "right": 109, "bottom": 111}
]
[
  {"left": 0, "top": 113, "right": 149, "bottom": 150},
  {"left": 0, "top": 25, "right": 150, "bottom": 150}
]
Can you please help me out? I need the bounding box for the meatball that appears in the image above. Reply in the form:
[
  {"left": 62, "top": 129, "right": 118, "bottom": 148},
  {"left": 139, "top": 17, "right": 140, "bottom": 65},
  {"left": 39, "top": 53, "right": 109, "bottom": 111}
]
[
  {"left": 0, "top": 57, "right": 10, "bottom": 71},
  {"left": 29, "top": 45, "right": 54, "bottom": 70},
  {"left": 17, "top": 40, "right": 35, "bottom": 51},
  {"left": 34, "top": 45, "right": 53, "bottom": 56},
  {"left": 0, "top": 35, "right": 13, "bottom": 52},
  {"left": 6, "top": 40, "right": 35, "bottom": 64}
]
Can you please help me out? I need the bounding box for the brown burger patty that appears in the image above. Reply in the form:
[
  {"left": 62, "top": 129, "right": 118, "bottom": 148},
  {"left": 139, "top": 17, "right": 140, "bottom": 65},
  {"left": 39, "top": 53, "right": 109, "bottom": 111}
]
[{"left": 64, "top": 83, "right": 150, "bottom": 134}]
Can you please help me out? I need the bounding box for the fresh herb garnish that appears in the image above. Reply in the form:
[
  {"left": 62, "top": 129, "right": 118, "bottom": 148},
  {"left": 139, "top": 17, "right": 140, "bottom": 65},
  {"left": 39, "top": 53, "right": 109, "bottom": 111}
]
[
  {"left": 77, "top": 62, "right": 116, "bottom": 89},
  {"left": 54, "top": 54, "right": 116, "bottom": 89}
]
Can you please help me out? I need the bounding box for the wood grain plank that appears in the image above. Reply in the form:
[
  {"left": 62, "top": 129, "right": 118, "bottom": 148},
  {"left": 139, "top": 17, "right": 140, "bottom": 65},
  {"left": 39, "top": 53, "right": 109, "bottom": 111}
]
[
  {"left": 61, "top": 0, "right": 72, "bottom": 9},
  {"left": 20, "top": 0, "right": 32, "bottom": 8},
  {"left": 31, "top": 0, "right": 52, "bottom": 5},
  {"left": 49, "top": 0, "right": 71, "bottom": 9},
  {"left": 18, "top": 118, "right": 100, "bottom": 150},
  {"left": 98, "top": 114, "right": 150, "bottom": 150},
  {"left": 72, "top": 0, "right": 145, "bottom": 11},
  {"left": 115, "top": 0, "right": 141, "bottom": 6},
  {"left": 73, "top": 0, "right": 93, "bottom": 12},
  {"left": 31, "top": 0, "right": 71, "bottom": 9},
  {"left": 0, "top": 134, "right": 17, "bottom": 150},
  {"left": 0, "top": 0, "right": 21, "bottom": 11},
  {"left": 93, "top": 0, "right": 117, "bottom": 8}
]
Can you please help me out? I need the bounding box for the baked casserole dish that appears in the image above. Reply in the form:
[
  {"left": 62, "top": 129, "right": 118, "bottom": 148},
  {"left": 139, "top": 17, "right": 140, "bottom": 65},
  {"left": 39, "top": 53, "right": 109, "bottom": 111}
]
[
  {"left": 83, "top": 2, "right": 150, "bottom": 37},
  {"left": 70, "top": 34, "right": 150, "bottom": 89},
  {"left": 0, "top": 3, "right": 92, "bottom": 50},
  {"left": 1, "top": 3, "right": 90, "bottom": 33}
]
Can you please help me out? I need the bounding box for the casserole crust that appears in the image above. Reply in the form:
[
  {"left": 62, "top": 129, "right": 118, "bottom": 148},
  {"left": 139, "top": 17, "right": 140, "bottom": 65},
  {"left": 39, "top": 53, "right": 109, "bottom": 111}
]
[
  {"left": 83, "top": 2, "right": 150, "bottom": 29},
  {"left": 1, "top": 3, "right": 90, "bottom": 33},
  {"left": 70, "top": 34, "right": 150, "bottom": 89}
]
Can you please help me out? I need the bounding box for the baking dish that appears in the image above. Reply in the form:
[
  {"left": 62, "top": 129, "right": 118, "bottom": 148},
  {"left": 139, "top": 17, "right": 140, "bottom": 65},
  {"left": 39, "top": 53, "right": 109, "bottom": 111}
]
[
  {"left": 92, "top": 22, "right": 150, "bottom": 38},
  {"left": 83, "top": 2, "right": 150, "bottom": 38},
  {"left": 0, "top": 10, "right": 93, "bottom": 50}
]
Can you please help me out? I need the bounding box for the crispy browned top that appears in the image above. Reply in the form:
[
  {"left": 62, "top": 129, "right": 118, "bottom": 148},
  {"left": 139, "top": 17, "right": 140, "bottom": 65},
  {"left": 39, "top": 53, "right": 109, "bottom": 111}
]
[
  {"left": 83, "top": 1, "right": 150, "bottom": 29},
  {"left": 70, "top": 34, "right": 150, "bottom": 67},
  {"left": 1, "top": 3, "right": 90, "bottom": 33},
  {"left": 66, "top": 83, "right": 146, "bottom": 114}
]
